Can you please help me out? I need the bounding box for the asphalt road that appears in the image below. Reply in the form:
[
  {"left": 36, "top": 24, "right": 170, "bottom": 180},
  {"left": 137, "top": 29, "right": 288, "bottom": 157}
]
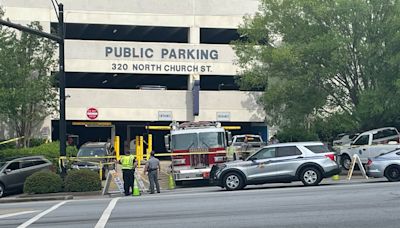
[{"left": 1, "top": 179, "right": 400, "bottom": 228}]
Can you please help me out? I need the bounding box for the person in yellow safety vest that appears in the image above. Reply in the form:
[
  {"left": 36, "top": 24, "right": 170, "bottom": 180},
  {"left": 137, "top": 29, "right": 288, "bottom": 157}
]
[{"left": 119, "top": 150, "right": 137, "bottom": 196}]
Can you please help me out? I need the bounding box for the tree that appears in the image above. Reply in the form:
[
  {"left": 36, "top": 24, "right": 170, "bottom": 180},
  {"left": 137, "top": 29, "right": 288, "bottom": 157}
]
[
  {"left": 0, "top": 10, "right": 57, "bottom": 147},
  {"left": 234, "top": 0, "right": 400, "bottom": 136}
]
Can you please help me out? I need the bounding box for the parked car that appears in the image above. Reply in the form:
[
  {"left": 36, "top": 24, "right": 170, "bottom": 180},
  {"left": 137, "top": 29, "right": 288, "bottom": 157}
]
[
  {"left": 210, "top": 142, "right": 340, "bottom": 191},
  {"left": 71, "top": 142, "right": 115, "bottom": 179},
  {"left": 339, "top": 127, "right": 400, "bottom": 170},
  {"left": 333, "top": 133, "right": 359, "bottom": 148},
  {"left": 228, "top": 134, "right": 265, "bottom": 160},
  {"left": 0, "top": 156, "right": 53, "bottom": 198},
  {"left": 366, "top": 149, "right": 400, "bottom": 182}
]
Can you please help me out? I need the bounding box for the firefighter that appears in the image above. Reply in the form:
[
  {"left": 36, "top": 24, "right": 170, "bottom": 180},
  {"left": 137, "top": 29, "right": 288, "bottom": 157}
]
[
  {"left": 120, "top": 150, "right": 137, "bottom": 196},
  {"left": 144, "top": 151, "right": 160, "bottom": 194}
]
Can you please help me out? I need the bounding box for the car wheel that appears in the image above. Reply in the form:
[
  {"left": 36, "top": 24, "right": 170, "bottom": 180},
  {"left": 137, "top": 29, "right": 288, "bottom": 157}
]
[
  {"left": 0, "top": 183, "right": 4, "bottom": 198},
  {"left": 385, "top": 166, "right": 400, "bottom": 182},
  {"left": 340, "top": 154, "right": 351, "bottom": 170},
  {"left": 223, "top": 172, "right": 244, "bottom": 191},
  {"left": 300, "top": 167, "right": 322, "bottom": 186}
]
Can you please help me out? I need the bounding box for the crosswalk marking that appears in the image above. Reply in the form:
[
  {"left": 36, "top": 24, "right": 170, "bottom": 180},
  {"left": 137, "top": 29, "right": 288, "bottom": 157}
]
[
  {"left": 95, "top": 197, "right": 120, "bottom": 228},
  {"left": 0, "top": 211, "right": 38, "bottom": 219},
  {"left": 17, "top": 201, "right": 68, "bottom": 228}
]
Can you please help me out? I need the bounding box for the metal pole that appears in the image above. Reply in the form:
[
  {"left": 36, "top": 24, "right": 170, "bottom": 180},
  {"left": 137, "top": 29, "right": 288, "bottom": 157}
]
[{"left": 58, "top": 3, "right": 67, "bottom": 176}]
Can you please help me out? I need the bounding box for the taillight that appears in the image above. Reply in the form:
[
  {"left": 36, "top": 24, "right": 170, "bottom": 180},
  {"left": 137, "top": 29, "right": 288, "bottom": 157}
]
[
  {"left": 325, "top": 154, "right": 335, "bottom": 161},
  {"left": 214, "top": 156, "right": 227, "bottom": 163},
  {"left": 173, "top": 158, "right": 186, "bottom": 166},
  {"left": 367, "top": 159, "right": 372, "bottom": 166}
]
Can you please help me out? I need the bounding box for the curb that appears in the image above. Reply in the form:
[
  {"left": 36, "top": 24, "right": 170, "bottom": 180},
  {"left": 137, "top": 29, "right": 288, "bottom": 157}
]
[{"left": 0, "top": 195, "right": 73, "bottom": 203}]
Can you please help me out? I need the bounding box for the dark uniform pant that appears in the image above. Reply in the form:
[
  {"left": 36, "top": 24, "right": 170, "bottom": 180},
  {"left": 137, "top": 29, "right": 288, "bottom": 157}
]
[
  {"left": 148, "top": 170, "right": 160, "bottom": 193},
  {"left": 122, "top": 169, "right": 134, "bottom": 195}
]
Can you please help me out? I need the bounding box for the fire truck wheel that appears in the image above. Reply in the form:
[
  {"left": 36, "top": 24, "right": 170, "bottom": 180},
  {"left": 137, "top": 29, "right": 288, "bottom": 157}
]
[{"left": 223, "top": 172, "right": 244, "bottom": 191}]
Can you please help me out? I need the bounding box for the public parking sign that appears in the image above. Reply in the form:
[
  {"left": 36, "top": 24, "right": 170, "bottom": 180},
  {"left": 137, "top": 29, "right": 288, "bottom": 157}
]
[{"left": 86, "top": 107, "right": 98, "bottom": 120}]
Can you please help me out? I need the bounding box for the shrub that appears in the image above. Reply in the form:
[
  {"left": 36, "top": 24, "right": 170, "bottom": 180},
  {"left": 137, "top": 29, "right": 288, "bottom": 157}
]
[
  {"left": 24, "top": 171, "right": 63, "bottom": 194},
  {"left": 29, "top": 138, "right": 47, "bottom": 147},
  {"left": 64, "top": 170, "right": 101, "bottom": 192}
]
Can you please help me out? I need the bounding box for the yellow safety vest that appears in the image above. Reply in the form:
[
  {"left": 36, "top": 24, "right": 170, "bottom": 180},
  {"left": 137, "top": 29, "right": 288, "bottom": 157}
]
[{"left": 121, "top": 155, "right": 135, "bottom": 170}]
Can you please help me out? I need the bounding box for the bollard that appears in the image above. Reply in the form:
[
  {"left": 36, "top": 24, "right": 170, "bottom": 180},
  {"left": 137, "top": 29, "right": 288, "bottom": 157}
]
[{"left": 146, "top": 134, "right": 152, "bottom": 160}]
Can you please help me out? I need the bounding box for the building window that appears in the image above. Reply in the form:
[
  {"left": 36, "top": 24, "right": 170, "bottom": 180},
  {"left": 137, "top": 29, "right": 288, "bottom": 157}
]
[
  {"left": 65, "top": 73, "right": 188, "bottom": 90},
  {"left": 200, "top": 28, "right": 240, "bottom": 44},
  {"left": 51, "top": 23, "right": 189, "bottom": 43}
]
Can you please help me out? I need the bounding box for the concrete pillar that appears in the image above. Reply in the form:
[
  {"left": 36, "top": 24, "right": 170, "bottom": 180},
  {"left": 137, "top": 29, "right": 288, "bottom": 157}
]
[
  {"left": 188, "top": 26, "right": 201, "bottom": 90},
  {"left": 188, "top": 26, "right": 201, "bottom": 121},
  {"left": 188, "top": 74, "right": 200, "bottom": 90},
  {"left": 188, "top": 26, "right": 200, "bottom": 44}
]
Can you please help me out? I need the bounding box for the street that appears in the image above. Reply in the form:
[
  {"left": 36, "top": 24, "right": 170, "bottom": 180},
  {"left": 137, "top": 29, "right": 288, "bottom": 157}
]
[{"left": 1, "top": 179, "right": 400, "bottom": 228}]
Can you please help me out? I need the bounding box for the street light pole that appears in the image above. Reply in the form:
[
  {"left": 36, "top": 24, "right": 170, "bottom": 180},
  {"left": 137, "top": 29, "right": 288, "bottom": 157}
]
[
  {"left": 58, "top": 4, "right": 67, "bottom": 174},
  {"left": 0, "top": 2, "right": 67, "bottom": 176}
]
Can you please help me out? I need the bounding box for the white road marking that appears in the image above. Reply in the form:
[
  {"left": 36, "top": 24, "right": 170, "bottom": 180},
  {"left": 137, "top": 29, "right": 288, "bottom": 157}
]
[
  {"left": 0, "top": 210, "right": 38, "bottom": 219},
  {"left": 17, "top": 201, "right": 68, "bottom": 228},
  {"left": 94, "top": 197, "right": 120, "bottom": 228}
]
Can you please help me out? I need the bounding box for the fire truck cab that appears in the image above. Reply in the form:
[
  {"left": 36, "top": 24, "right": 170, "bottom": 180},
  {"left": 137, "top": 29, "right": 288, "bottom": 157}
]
[{"left": 164, "top": 121, "right": 231, "bottom": 182}]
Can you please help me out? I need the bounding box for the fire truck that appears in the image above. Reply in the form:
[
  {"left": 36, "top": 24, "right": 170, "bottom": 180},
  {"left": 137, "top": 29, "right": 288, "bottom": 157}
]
[{"left": 164, "top": 121, "right": 232, "bottom": 182}]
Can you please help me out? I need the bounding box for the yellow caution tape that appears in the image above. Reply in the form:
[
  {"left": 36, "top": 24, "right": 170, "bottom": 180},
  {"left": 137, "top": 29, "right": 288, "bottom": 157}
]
[
  {"left": 0, "top": 137, "right": 24, "bottom": 145},
  {"left": 59, "top": 156, "right": 118, "bottom": 160}
]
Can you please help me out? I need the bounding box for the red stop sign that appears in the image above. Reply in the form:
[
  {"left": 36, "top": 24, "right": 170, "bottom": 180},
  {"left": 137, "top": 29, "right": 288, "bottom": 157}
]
[{"left": 86, "top": 107, "right": 98, "bottom": 120}]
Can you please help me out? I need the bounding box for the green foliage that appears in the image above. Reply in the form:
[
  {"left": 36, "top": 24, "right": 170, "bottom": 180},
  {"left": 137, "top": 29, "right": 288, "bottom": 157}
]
[
  {"left": 234, "top": 0, "right": 400, "bottom": 134},
  {"left": 276, "top": 127, "right": 319, "bottom": 143},
  {"left": 0, "top": 12, "right": 57, "bottom": 147},
  {"left": 64, "top": 170, "right": 101, "bottom": 192},
  {"left": 0, "top": 142, "right": 77, "bottom": 166},
  {"left": 314, "top": 114, "right": 359, "bottom": 143},
  {"left": 23, "top": 171, "right": 63, "bottom": 194}
]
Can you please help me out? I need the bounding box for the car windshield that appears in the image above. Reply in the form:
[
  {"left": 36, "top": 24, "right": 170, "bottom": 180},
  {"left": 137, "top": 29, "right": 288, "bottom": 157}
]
[
  {"left": 77, "top": 147, "right": 106, "bottom": 157},
  {"left": 199, "top": 132, "right": 226, "bottom": 148},
  {"left": 172, "top": 133, "right": 198, "bottom": 150},
  {"left": 235, "top": 136, "right": 262, "bottom": 143}
]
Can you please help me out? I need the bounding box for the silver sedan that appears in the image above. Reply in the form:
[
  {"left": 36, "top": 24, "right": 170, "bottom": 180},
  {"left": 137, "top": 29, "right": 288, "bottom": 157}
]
[{"left": 366, "top": 149, "right": 400, "bottom": 182}]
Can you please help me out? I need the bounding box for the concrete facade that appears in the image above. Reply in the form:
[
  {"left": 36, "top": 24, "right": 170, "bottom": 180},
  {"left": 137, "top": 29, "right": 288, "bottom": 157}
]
[{"left": 0, "top": 0, "right": 267, "bottom": 144}]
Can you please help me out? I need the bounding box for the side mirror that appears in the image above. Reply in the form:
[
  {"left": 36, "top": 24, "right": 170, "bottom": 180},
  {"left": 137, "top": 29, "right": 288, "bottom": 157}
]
[
  {"left": 248, "top": 157, "right": 257, "bottom": 162},
  {"left": 227, "top": 131, "right": 232, "bottom": 145},
  {"left": 164, "top": 134, "right": 170, "bottom": 151},
  {"left": 4, "top": 169, "right": 11, "bottom": 174}
]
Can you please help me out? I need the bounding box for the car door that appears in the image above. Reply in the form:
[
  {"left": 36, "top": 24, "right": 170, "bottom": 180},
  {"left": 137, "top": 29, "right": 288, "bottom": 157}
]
[
  {"left": 351, "top": 135, "right": 370, "bottom": 163},
  {"left": 273, "top": 146, "right": 303, "bottom": 177},
  {"left": 245, "top": 147, "right": 277, "bottom": 181},
  {"left": 1, "top": 161, "right": 23, "bottom": 190}
]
